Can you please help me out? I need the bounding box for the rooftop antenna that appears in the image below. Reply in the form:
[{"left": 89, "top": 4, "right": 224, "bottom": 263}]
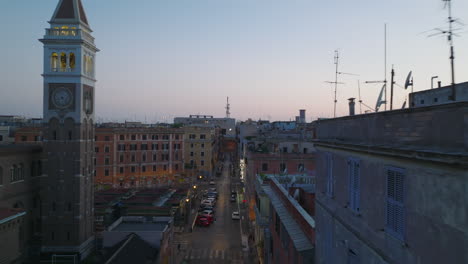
[
  {"left": 427, "top": 0, "right": 464, "bottom": 100},
  {"left": 357, "top": 80, "right": 362, "bottom": 114},
  {"left": 366, "top": 24, "right": 388, "bottom": 110},
  {"left": 325, "top": 50, "right": 345, "bottom": 118},
  {"left": 225, "top": 97, "right": 231, "bottom": 118}
]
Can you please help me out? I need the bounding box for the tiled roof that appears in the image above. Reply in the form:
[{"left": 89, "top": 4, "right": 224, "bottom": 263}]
[{"left": 262, "top": 185, "right": 314, "bottom": 252}]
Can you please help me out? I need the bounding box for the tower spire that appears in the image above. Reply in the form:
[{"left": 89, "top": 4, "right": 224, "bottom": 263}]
[{"left": 50, "top": 0, "right": 89, "bottom": 26}]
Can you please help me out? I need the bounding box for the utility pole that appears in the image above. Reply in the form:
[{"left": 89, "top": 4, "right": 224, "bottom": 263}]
[
  {"left": 334, "top": 50, "right": 339, "bottom": 117},
  {"left": 447, "top": 0, "right": 456, "bottom": 100}
]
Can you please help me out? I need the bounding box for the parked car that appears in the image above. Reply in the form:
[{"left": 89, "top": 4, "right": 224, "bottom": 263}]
[
  {"left": 209, "top": 187, "right": 217, "bottom": 192},
  {"left": 232, "top": 211, "right": 240, "bottom": 220},
  {"left": 230, "top": 195, "right": 236, "bottom": 202},
  {"left": 196, "top": 216, "right": 211, "bottom": 227},
  {"left": 201, "top": 200, "right": 214, "bottom": 207},
  {"left": 200, "top": 211, "right": 215, "bottom": 223},
  {"left": 209, "top": 181, "right": 215, "bottom": 185}
]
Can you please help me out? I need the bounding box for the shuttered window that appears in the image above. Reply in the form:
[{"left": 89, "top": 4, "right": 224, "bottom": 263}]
[
  {"left": 386, "top": 166, "right": 405, "bottom": 240},
  {"left": 348, "top": 159, "right": 360, "bottom": 212},
  {"left": 326, "top": 153, "right": 334, "bottom": 197}
]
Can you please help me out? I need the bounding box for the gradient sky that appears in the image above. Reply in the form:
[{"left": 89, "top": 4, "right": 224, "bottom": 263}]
[{"left": 1, "top": 0, "right": 467, "bottom": 122}]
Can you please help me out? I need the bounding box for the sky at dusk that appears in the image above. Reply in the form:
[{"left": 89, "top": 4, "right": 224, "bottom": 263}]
[{"left": 1, "top": 0, "right": 467, "bottom": 122}]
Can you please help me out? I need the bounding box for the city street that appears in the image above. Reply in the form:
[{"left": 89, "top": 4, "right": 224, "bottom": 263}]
[{"left": 173, "top": 154, "right": 247, "bottom": 264}]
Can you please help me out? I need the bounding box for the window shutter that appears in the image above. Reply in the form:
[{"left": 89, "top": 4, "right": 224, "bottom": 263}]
[{"left": 386, "top": 167, "right": 405, "bottom": 240}]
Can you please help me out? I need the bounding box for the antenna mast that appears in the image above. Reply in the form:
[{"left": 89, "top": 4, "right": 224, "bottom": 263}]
[
  {"left": 334, "top": 50, "right": 339, "bottom": 117},
  {"left": 446, "top": 0, "right": 456, "bottom": 100},
  {"left": 225, "top": 97, "right": 231, "bottom": 118}
]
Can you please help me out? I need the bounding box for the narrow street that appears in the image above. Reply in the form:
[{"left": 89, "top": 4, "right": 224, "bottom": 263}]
[{"left": 173, "top": 154, "right": 247, "bottom": 264}]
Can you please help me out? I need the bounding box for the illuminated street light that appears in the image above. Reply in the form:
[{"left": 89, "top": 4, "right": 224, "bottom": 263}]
[
  {"left": 193, "top": 185, "right": 197, "bottom": 189},
  {"left": 185, "top": 198, "right": 190, "bottom": 203}
]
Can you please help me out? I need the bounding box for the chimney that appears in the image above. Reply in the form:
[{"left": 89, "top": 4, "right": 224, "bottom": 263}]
[
  {"left": 438, "top": 81, "right": 442, "bottom": 88},
  {"left": 348, "top": 98, "right": 355, "bottom": 116}
]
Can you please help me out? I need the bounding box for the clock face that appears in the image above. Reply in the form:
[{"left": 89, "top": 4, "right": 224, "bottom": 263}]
[{"left": 52, "top": 87, "right": 72, "bottom": 108}]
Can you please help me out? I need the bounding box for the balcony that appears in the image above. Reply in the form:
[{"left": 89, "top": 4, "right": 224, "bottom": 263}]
[{"left": 45, "top": 28, "right": 95, "bottom": 44}]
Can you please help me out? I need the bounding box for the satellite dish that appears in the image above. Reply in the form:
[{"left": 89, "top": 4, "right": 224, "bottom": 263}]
[{"left": 404, "top": 71, "right": 413, "bottom": 90}]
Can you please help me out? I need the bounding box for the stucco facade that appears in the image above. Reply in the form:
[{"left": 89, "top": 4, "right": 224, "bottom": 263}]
[{"left": 314, "top": 102, "right": 468, "bottom": 264}]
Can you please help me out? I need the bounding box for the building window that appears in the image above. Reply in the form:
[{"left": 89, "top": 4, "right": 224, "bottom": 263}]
[
  {"left": 153, "top": 154, "right": 157, "bottom": 161},
  {"left": 153, "top": 165, "right": 156, "bottom": 172},
  {"left": 105, "top": 157, "right": 110, "bottom": 165},
  {"left": 0, "top": 166, "right": 3, "bottom": 185},
  {"left": 175, "top": 135, "right": 179, "bottom": 140},
  {"left": 142, "top": 154, "right": 146, "bottom": 162},
  {"left": 95, "top": 147, "right": 99, "bottom": 153},
  {"left": 190, "top": 143, "right": 194, "bottom": 148},
  {"left": 131, "top": 155, "right": 136, "bottom": 162},
  {"left": 0, "top": 135, "right": 3, "bottom": 141},
  {"left": 190, "top": 152, "right": 194, "bottom": 157},
  {"left": 298, "top": 164, "right": 304, "bottom": 172},
  {"left": 189, "top": 134, "right": 196, "bottom": 139},
  {"left": 141, "top": 144, "right": 148, "bottom": 150},
  {"left": 280, "top": 163, "right": 286, "bottom": 173},
  {"left": 119, "top": 135, "right": 125, "bottom": 140},
  {"left": 105, "top": 136, "right": 110, "bottom": 141},
  {"left": 326, "top": 153, "right": 334, "bottom": 197},
  {"left": 190, "top": 160, "right": 194, "bottom": 166},
  {"left": 348, "top": 158, "right": 360, "bottom": 212},
  {"left": 201, "top": 152, "right": 205, "bottom": 157},
  {"left": 104, "top": 169, "right": 109, "bottom": 176},
  {"left": 163, "top": 165, "right": 167, "bottom": 171},
  {"left": 201, "top": 143, "right": 205, "bottom": 148},
  {"left": 152, "top": 143, "right": 158, "bottom": 150},
  {"left": 175, "top": 153, "right": 178, "bottom": 160},
  {"left": 119, "top": 155, "right": 124, "bottom": 163},
  {"left": 131, "top": 135, "right": 136, "bottom": 140},
  {"left": 262, "top": 163, "right": 268, "bottom": 172},
  {"left": 200, "top": 160, "right": 205, "bottom": 166},
  {"left": 142, "top": 166, "right": 146, "bottom": 172},
  {"left": 386, "top": 166, "right": 405, "bottom": 240},
  {"left": 105, "top": 146, "right": 110, "bottom": 153},
  {"left": 200, "top": 134, "right": 206, "bottom": 139},
  {"left": 119, "top": 167, "right": 124, "bottom": 174},
  {"left": 274, "top": 212, "right": 280, "bottom": 233},
  {"left": 142, "top": 135, "right": 147, "bottom": 140},
  {"left": 175, "top": 164, "right": 179, "bottom": 171},
  {"left": 282, "top": 147, "right": 288, "bottom": 153},
  {"left": 131, "top": 166, "right": 135, "bottom": 173},
  {"left": 303, "top": 148, "right": 308, "bottom": 154}
]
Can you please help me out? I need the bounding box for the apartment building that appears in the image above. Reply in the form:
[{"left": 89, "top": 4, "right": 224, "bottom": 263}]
[
  {"left": 314, "top": 102, "right": 468, "bottom": 264},
  {"left": 95, "top": 126, "right": 185, "bottom": 189},
  {"left": 182, "top": 125, "right": 219, "bottom": 179}
]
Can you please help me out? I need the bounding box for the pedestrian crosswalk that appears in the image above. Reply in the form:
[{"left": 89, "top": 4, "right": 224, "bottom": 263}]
[{"left": 183, "top": 248, "right": 243, "bottom": 261}]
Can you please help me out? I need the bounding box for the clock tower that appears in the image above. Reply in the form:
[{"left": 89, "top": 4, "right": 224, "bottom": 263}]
[{"left": 39, "top": 0, "right": 98, "bottom": 259}]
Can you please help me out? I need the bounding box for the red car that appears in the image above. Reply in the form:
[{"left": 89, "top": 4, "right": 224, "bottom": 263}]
[
  {"left": 199, "top": 211, "right": 214, "bottom": 223},
  {"left": 196, "top": 216, "right": 210, "bottom": 227}
]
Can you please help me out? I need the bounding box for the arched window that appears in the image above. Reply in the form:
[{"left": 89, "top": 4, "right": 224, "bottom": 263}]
[
  {"left": 51, "top": 53, "right": 59, "bottom": 71},
  {"left": 83, "top": 55, "right": 88, "bottom": 73},
  {"left": 11, "top": 165, "right": 17, "bottom": 182},
  {"left": 70, "top": 27, "right": 77, "bottom": 36},
  {"left": 88, "top": 57, "right": 93, "bottom": 75},
  {"left": 49, "top": 118, "right": 59, "bottom": 140},
  {"left": 0, "top": 166, "right": 3, "bottom": 185},
  {"left": 64, "top": 118, "right": 75, "bottom": 141},
  {"left": 60, "top": 52, "right": 67, "bottom": 71},
  {"left": 69, "top": 53, "right": 75, "bottom": 69}
]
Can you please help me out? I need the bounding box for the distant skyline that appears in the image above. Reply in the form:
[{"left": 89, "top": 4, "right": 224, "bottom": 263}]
[{"left": 1, "top": 0, "right": 467, "bottom": 122}]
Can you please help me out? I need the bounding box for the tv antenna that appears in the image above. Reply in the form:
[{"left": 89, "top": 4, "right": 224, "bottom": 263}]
[
  {"left": 427, "top": 0, "right": 464, "bottom": 100},
  {"left": 365, "top": 24, "right": 388, "bottom": 110},
  {"left": 325, "top": 50, "right": 358, "bottom": 117}
]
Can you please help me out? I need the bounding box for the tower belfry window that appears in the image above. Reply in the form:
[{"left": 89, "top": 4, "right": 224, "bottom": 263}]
[
  {"left": 51, "top": 53, "right": 59, "bottom": 71},
  {"left": 69, "top": 53, "right": 75, "bottom": 69},
  {"left": 60, "top": 52, "right": 67, "bottom": 71}
]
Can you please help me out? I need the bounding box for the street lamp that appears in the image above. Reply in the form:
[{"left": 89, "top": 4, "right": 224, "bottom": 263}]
[
  {"left": 193, "top": 185, "right": 197, "bottom": 189},
  {"left": 185, "top": 198, "right": 190, "bottom": 203}
]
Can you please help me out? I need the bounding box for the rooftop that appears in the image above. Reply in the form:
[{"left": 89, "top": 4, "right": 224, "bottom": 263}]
[{"left": 314, "top": 102, "right": 468, "bottom": 165}]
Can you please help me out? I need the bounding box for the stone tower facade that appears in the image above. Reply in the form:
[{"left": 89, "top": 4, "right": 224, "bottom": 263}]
[{"left": 39, "top": 0, "right": 98, "bottom": 259}]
